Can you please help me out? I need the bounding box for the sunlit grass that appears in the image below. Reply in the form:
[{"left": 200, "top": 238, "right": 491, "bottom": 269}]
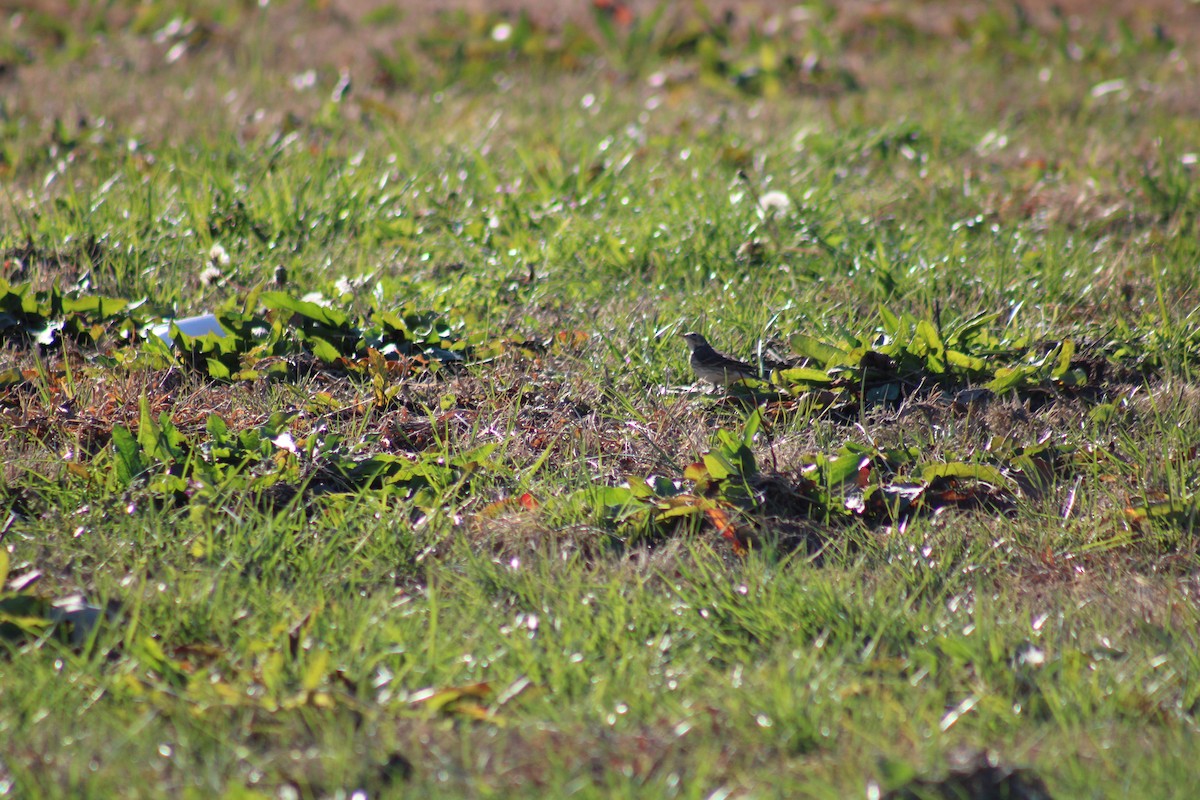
[{"left": 3, "top": 2, "right": 1200, "bottom": 798}]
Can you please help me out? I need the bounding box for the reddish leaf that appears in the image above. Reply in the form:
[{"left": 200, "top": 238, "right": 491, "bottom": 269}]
[
  {"left": 704, "top": 505, "right": 746, "bottom": 555},
  {"left": 683, "top": 461, "right": 712, "bottom": 491},
  {"left": 593, "top": 0, "right": 634, "bottom": 26},
  {"left": 553, "top": 329, "right": 589, "bottom": 349},
  {"left": 856, "top": 461, "right": 872, "bottom": 488},
  {"left": 481, "top": 494, "right": 539, "bottom": 517}
]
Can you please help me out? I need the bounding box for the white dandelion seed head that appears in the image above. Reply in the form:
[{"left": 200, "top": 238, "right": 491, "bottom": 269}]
[
  {"left": 198, "top": 265, "right": 223, "bottom": 286},
  {"left": 207, "top": 242, "right": 230, "bottom": 266},
  {"left": 757, "top": 190, "right": 791, "bottom": 213}
]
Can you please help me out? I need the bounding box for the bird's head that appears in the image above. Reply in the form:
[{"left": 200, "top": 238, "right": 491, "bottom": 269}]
[{"left": 680, "top": 332, "right": 710, "bottom": 351}]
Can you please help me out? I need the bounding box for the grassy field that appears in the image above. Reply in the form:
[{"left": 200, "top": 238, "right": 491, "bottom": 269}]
[{"left": 3, "top": 1, "right": 1200, "bottom": 797}]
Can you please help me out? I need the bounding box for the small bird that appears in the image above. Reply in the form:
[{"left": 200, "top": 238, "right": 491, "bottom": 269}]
[{"left": 680, "top": 332, "right": 759, "bottom": 386}]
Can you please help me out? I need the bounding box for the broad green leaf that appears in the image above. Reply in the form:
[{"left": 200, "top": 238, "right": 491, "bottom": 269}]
[
  {"left": 788, "top": 333, "right": 847, "bottom": 366},
  {"left": 914, "top": 319, "right": 945, "bottom": 372},
  {"left": 913, "top": 319, "right": 938, "bottom": 350},
  {"left": 308, "top": 336, "right": 342, "bottom": 363},
  {"left": 656, "top": 498, "right": 705, "bottom": 520},
  {"left": 946, "top": 349, "right": 987, "bottom": 372},
  {"left": 206, "top": 358, "right": 231, "bottom": 380},
  {"left": 625, "top": 477, "right": 655, "bottom": 499},
  {"left": 141, "top": 330, "right": 176, "bottom": 362},
  {"left": 714, "top": 428, "right": 742, "bottom": 457},
  {"left": 921, "top": 463, "right": 1009, "bottom": 485},
  {"left": 878, "top": 305, "right": 902, "bottom": 337},
  {"left": 883, "top": 446, "right": 921, "bottom": 466},
  {"left": 598, "top": 486, "right": 637, "bottom": 506},
  {"left": 259, "top": 292, "right": 349, "bottom": 328},
  {"left": 136, "top": 395, "right": 163, "bottom": 463},
  {"left": 741, "top": 408, "right": 761, "bottom": 447},
  {"left": 0, "top": 547, "right": 8, "bottom": 588},
  {"left": 986, "top": 366, "right": 1032, "bottom": 394},
  {"left": 1051, "top": 338, "right": 1075, "bottom": 379},
  {"left": 1057, "top": 367, "right": 1087, "bottom": 387},
  {"left": 379, "top": 311, "right": 412, "bottom": 336},
  {"left": 1124, "top": 499, "right": 1199, "bottom": 527},
  {"left": 453, "top": 443, "right": 498, "bottom": 468},
  {"left": 825, "top": 450, "right": 866, "bottom": 487},
  {"left": 842, "top": 347, "right": 868, "bottom": 367},
  {"left": 703, "top": 452, "right": 734, "bottom": 481},
  {"left": 777, "top": 367, "right": 833, "bottom": 386},
  {"left": 597, "top": 486, "right": 647, "bottom": 524},
  {"left": 946, "top": 311, "right": 1000, "bottom": 346},
  {"left": 242, "top": 281, "right": 265, "bottom": 316},
  {"left": 111, "top": 424, "right": 144, "bottom": 486},
  {"left": 62, "top": 294, "right": 128, "bottom": 316}
]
